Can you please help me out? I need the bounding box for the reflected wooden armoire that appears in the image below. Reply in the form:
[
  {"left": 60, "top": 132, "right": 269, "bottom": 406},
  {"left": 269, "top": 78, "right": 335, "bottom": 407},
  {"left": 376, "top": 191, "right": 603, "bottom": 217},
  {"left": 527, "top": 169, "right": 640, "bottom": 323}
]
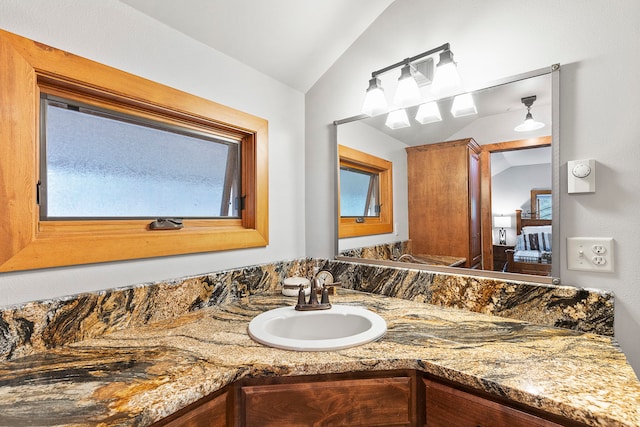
[{"left": 406, "top": 138, "right": 482, "bottom": 268}]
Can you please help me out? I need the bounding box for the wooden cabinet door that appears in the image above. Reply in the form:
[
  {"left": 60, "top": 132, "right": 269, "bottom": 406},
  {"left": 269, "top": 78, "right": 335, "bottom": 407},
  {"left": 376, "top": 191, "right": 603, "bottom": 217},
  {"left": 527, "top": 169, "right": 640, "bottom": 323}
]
[
  {"left": 155, "top": 391, "right": 227, "bottom": 427},
  {"left": 424, "top": 379, "right": 562, "bottom": 427},
  {"left": 241, "top": 377, "right": 413, "bottom": 427},
  {"left": 406, "top": 141, "right": 470, "bottom": 262},
  {"left": 406, "top": 139, "right": 482, "bottom": 269}
]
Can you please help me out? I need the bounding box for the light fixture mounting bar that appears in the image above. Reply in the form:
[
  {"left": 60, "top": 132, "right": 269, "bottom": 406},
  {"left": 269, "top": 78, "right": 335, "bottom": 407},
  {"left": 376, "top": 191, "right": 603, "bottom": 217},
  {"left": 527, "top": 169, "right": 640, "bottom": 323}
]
[
  {"left": 370, "top": 43, "right": 450, "bottom": 78},
  {"left": 521, "top": 95, "right": 537, "bottom": 108}
]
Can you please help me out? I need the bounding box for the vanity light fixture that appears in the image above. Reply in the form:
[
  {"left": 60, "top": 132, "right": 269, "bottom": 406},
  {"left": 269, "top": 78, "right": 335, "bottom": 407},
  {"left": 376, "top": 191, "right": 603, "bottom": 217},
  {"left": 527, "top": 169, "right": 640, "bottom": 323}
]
[
  {"left": 361, "top": 43, "right": 463, "bottom": 117},
  {"left": 385, "top": 109, "right": 411, "bottom": 129},
  {"left": 393, "top": 64, "right": 422, "bottom": 108},
  {"left": 431, "top": 47, "right": 463, "bottom": 97},
  {"left": 361, "top": 77, "right": 387, "bottom": 117},
  {"left": 415, "top": 101, "right": 442, "bottom": 124},
  {"left": 514, "top": 95, "right": 545, "bottom": 132},
  {"left": 450, "top": 93, "right": 477, "bottom": 117}
]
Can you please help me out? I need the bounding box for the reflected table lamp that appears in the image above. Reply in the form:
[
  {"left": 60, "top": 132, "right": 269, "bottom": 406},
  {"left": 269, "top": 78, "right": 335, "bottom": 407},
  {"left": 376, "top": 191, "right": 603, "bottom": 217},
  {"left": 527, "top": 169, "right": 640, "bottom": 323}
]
[{"left": 494, "top": 216, "right": 512, "bottom": 245}]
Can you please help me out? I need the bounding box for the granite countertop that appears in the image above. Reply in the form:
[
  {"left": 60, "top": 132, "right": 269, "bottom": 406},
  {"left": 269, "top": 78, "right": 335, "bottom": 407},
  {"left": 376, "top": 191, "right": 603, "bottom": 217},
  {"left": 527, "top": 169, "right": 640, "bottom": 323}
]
[
  {"left": 400, "top": 253, "right": 467, "bottom": 267},
  {"left": 0, "top": 289, "right": 638, "bottom": 426}
]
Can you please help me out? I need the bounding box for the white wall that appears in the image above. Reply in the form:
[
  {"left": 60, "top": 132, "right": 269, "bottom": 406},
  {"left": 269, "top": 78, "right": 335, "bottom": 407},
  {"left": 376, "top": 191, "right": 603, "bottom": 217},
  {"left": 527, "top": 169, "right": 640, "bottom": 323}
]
[
  {"left": 0, "top": 0, "right": 306, "bottom": 306},
  {"left": 306, "top": 0, "right": 640, "bottom": 375}
]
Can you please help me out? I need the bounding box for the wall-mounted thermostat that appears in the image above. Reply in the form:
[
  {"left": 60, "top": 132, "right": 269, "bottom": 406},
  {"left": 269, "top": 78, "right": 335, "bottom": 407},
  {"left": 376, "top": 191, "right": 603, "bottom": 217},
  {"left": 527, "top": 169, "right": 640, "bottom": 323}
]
[{"left": 568, "top": 159, "right": 595, "bottom": 193}]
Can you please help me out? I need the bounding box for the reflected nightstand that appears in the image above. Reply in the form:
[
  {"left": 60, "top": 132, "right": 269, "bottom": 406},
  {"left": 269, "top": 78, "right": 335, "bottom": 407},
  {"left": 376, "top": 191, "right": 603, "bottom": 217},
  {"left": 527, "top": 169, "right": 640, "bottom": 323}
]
[{"left": 493, "top": 244, "right": 515, "bottom": 271}]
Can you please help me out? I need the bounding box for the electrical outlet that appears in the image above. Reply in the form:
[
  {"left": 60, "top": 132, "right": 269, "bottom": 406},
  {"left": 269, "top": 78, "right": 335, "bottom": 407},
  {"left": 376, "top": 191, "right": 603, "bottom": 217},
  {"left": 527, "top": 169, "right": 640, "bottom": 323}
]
[{"left": 567, "top": 237, "right": 614, "bottom": 272}]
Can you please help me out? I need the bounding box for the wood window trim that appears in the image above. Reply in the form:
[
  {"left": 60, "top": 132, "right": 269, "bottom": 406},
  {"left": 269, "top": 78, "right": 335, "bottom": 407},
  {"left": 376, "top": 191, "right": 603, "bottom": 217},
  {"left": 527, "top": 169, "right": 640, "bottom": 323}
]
[
  {"left": 338, "top": 145, "right": 393, "bottom": 238},
  {"left": 0, "top": 29, "right": 268, "bottom": 272},
  {"left": 530, "top": 189, "right": 552, "bottom": 219}
]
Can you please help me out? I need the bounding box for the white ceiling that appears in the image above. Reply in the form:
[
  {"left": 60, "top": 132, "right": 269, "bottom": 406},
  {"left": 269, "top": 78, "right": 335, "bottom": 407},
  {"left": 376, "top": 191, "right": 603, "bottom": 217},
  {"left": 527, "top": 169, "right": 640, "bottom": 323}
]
[{"left": 119, "top": 0, "right": 395, "bottom": 93}]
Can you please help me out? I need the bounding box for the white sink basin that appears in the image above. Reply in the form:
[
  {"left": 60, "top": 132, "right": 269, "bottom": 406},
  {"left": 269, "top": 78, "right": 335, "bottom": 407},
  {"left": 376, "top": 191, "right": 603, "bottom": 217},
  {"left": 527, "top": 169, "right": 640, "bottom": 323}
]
[{"left": 248, "top": 304, "right": 387, "bottom": 351}]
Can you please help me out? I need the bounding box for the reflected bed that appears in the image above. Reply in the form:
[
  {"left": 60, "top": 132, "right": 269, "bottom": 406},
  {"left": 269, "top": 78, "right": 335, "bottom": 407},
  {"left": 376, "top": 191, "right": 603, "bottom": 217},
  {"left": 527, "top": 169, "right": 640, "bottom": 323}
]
[{"left": 506, "top": 209, "right": 552, "bottom": 276}]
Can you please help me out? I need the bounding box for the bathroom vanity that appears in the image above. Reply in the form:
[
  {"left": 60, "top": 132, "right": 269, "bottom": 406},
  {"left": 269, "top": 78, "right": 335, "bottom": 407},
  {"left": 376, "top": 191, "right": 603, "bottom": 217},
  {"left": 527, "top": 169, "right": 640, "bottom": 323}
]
[{"left": 0, "top": 288, "right": 638, "bottom": 426}]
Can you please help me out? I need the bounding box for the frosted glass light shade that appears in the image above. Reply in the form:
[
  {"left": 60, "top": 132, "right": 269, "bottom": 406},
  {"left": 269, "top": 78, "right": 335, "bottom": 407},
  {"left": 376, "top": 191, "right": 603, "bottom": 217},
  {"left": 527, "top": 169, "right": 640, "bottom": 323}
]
[
  {"left": 393, "top": 64, "right": 421, "bottom": 108},
  {"left": 415, "top": 102, "right": 442, "bottom": 124},
  {"left": 494, "top": 216, "right": 512, "bottom": 228},
  {"left": 451, "top": 93, "right": 477, "bottom": 117},
  {"left": 514, "top": 112, "right": 545, "bottom": 132},
  {"left": 362, "top": 77, "right": 387, "bottom": 116},
  {"left": 385, "top": 109, "right": 411, "bottom": 129},
  {"left": 432, "top": 50, "right": 462, "bottom": 97}
]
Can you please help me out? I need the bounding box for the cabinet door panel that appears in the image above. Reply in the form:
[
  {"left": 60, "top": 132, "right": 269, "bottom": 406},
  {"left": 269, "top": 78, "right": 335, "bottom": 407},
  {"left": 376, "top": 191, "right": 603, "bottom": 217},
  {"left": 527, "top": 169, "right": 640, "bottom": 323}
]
[
  {"left": 424, "top": 379, "right": 562, "bottom": 427},
  {"left": 159, "top": 391, "right": 227, "bottom": 427},
  {"left": 242, "top": 377, "right": 412, "bottom": 426}
]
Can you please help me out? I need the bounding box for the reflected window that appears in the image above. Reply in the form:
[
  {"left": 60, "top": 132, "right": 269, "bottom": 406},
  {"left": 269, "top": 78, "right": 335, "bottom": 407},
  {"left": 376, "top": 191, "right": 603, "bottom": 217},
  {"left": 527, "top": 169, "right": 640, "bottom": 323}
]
[
  {"left": 338, "top": 145, "right": 393, "bottom": 238},
  {"left": 531, "top": 189, "right": 552, "bottom": 220},
  {"left": 339, "top": 167, "right": 379, "bottom": 217}
]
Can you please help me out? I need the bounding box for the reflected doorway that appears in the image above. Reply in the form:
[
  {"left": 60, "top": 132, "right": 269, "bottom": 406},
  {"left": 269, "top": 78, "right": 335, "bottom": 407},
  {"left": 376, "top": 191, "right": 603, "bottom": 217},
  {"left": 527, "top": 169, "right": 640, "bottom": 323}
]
[{"left": 480, "top": 136, "right": 551, "bottom": 271}]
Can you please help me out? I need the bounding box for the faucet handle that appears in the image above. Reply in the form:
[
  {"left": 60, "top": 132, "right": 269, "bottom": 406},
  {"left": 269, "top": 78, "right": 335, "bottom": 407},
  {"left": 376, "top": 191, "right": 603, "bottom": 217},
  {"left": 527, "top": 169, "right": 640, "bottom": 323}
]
[
  {"left": 297, "top": 285, "right": 306, "bottom": 306},
  {"left": 320, "top": 285, "right": 330, "bottom": 304}
]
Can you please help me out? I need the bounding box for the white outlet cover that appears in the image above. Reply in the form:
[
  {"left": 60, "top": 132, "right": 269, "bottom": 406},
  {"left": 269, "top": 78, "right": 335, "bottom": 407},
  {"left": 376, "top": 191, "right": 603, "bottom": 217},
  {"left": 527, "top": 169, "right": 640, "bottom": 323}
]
[{"left": 566, "top": 237, "right": 614, "bottom": 272}]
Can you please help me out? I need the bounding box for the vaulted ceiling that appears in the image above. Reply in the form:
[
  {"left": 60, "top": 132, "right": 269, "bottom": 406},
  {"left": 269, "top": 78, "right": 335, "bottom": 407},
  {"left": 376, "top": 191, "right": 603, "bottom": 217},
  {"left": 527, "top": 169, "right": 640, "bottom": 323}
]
[{"left": 119, "top": 0, "right": 395, "bottom": 93}]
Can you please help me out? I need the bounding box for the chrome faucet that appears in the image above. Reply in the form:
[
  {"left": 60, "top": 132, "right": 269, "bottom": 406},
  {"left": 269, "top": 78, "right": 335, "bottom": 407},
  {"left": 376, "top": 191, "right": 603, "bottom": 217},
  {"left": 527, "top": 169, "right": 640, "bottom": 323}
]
[{"left": 295, "top": 278, "right": 331, "bottom": 311}]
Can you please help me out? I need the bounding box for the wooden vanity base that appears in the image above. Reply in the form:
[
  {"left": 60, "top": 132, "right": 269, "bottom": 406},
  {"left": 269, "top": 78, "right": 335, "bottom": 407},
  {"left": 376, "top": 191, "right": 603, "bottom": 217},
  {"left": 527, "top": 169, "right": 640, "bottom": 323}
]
[{"left": 154, "top": 370, "right": 588, "bottom": 427}]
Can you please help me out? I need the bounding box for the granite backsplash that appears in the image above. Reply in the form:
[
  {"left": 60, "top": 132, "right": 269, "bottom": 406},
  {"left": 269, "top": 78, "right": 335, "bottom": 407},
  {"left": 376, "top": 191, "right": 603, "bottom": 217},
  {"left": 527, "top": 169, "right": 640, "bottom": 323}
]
[{"left": 0, "top": 257, "right": 613, "bottom": 361}]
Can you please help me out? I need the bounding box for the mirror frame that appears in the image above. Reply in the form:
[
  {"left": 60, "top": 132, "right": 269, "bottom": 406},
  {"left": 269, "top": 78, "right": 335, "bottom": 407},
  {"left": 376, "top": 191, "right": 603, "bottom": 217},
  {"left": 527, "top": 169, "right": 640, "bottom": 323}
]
[{"left": 332, "top": 64, "right": 560, "bottom": 284}]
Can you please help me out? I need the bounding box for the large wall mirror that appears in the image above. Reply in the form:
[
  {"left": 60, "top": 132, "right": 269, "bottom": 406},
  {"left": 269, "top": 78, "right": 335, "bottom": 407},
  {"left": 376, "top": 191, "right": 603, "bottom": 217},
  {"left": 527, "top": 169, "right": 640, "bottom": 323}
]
[{"left": 335, "top": 65, "right": 560, "bottom": 282}]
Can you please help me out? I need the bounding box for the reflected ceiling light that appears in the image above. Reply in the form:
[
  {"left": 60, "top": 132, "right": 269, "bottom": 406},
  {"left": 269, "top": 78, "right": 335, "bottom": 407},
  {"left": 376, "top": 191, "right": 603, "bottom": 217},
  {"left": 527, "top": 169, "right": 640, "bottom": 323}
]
[
  {"left": 361, "top": 43, "right": 462, "bottom": 117},
  {"left": 514, "top": 95, "right": 545, "bottom": 132},
  {"left": 451, "top": 93, "right": 477, "bottom": 117},
  {"left": 431, "top": 48, "right": 463, "bottom": 97},
  {"left": 393, "top": 64, "right": 421, "bottom": 107},
  {"left": 415, "top": 101, "right": 442, "bottom": 124},
  {"left": 385, "top": 109, "right": 411, "bottom": 129},
  {"left": 361, "top": 77, "right": 387, "bottom": 117}
]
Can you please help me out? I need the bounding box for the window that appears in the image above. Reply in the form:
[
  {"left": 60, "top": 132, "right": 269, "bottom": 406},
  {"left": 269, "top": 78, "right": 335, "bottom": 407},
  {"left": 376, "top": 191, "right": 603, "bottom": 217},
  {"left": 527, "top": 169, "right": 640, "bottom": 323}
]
[
  {"left": 0, "top": 29, "right": 268, "bottom": 272},
  {"left": 338, "top": 145, "right": 393, "bottom": 238},
  {"left": 41, "top": 95, "right": 241, "bottom": 219}
]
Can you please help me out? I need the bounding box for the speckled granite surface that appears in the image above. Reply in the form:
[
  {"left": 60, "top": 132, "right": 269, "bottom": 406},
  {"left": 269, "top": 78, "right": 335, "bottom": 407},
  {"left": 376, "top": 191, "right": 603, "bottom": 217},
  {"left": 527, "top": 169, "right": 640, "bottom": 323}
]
[
  {"left": 397, "top": 253, "right": 466, "bottom": 266},
  {"left": 0, "top": 290, "right": 637, "bottom": 426},
  {"left": 0, "top": 258, "right": 614, "bottom": 363},
  {"left": 331, "top": 259, "right": 614, "bottom": 336},
  {"left": 0, "top": 259, "right": 314, "bottom": 360},
  {"left": 340, "top": 240, "right": 411, "bottom": 260}
]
